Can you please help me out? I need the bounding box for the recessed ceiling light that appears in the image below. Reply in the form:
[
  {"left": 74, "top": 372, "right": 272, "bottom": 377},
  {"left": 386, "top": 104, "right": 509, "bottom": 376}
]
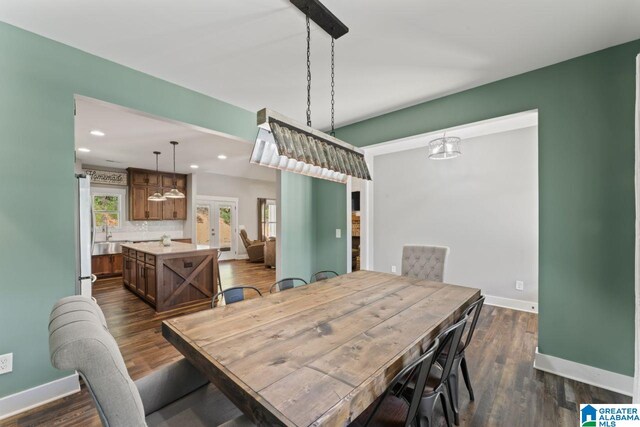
[
  {"left": 217, "top": 154, "right": 227, "bottom": 160},
  {"left": 90, "top": 130, "right": 105, "bottom": 137},
  {"left": 190, "top": 164, "right": 199, "bottom": 169},
  {"left": 78, "top": 147, "right": 91, "bottom": 153}
]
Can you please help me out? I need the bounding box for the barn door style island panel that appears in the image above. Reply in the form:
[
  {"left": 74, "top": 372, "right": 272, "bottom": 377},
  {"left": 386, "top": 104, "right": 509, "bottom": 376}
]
[{"left": 121, "top": 242, "right": 218, "bottom": 312}]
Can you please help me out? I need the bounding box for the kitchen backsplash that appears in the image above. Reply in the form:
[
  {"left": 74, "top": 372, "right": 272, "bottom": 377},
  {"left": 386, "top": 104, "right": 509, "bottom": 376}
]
[{"left": 95, "top": 220, "right": 186, "bottom": 242}]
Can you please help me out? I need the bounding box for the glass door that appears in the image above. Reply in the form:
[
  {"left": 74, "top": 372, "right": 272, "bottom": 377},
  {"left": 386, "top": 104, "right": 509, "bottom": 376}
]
[
  {"left": 195, "top": 199, "right": 237, "bottom": 261},
  {"left": 213, "top": 201, "right": 236, "bottom": 261}
]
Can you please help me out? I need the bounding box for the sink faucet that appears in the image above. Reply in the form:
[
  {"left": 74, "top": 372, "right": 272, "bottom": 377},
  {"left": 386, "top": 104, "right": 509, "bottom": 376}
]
[{"left": 104, "top": 222, "right": 113, "bottom": 241}]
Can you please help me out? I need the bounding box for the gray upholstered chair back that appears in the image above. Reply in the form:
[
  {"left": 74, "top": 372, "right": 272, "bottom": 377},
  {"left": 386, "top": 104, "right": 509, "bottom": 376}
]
[
  {"left": 49, "top": 296, "right": 146, "bottom": 427},
  {"left": 401, "top": 245, "right": 449, "bottom": 282}
]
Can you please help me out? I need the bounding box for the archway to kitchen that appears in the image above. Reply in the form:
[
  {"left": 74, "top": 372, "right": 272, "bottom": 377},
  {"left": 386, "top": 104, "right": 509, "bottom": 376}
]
[{"left": 73, "top": 95, "right": 277, "bottom": 366}]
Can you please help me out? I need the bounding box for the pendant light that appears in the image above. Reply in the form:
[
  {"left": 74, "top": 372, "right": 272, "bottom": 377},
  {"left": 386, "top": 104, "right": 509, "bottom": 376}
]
[
  {"left": 428, "top": 132, "right": 462, "bottom": 160},
  {"left": 148, "top": 151, "right": 167, "bottom": 201},
  {"left": 163, "top": 141, "right": 185, "bottom": 199},
  {"left": 250, "top": 0, "right": 371, "bottom": 183}
]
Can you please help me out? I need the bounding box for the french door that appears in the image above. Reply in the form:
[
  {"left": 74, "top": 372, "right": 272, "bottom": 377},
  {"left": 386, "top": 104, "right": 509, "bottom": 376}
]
[{"left": 196, "top": 198, "right": 238, "bottom": 261}]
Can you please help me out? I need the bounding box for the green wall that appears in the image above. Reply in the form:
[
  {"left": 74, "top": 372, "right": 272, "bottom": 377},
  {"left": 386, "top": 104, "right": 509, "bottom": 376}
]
[
  {"left": 330, "top": 40, "right": 640, "bottom": 376},
  {"left": 0, "top": 22, "right": 261, "bottom": 398},
  {"left": 313, "top": 179, "right": 348, "bottom": 275},
  {"left": 279, "top": 172, "right": 316, "bottom": 280}
]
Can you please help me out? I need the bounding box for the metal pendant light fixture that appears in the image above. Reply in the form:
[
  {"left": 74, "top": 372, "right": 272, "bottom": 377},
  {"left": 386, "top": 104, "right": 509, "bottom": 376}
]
[
  {"left": 428, "top": 133, "right": 462, "bottom": 160},
  {"left": 148, "top": 151, "right": 167, "bottom": 202},
  {"left": 163, "top": 141, "right": 185, "bottom": 199},
  {"left": 250, "top": 0, "right": 371, "bottom": 183}
]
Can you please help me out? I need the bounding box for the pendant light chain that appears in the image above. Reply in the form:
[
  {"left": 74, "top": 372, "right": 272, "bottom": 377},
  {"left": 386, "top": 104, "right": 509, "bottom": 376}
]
[
  {"left": 330, "top": 37, "right": 335, "bottom": 136},
  {"left": 172, "top": 142, "right": 177, "bottom": 188},
  {"left": 306, "top": 13, "right": 312, "bottom": 127}
]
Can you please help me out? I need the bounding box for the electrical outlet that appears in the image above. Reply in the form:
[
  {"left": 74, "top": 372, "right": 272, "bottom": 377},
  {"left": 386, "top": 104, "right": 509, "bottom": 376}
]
[
  {"left": 515, "top": 280, "right": 524, "bottom": 291},
  {"left": 335, "top": 229, "right": 341, "bottom": 238},
  {"left": 391, "top": 265, "right": 397, "bottom": 273},
  {"left": 0, "top": 353, "right": 13, "bottom": 375}
]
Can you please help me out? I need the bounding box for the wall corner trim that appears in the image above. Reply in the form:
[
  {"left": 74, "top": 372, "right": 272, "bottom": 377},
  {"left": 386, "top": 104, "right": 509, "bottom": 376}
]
[
  {"left": 484, "top": 294, "right": 538, "bottom": 313},
  {"left": 534, "top": 348, "right": 633, "bottom": 396},
  {"left": 0, "top": 373, "right": 80, "bottom": 420}
]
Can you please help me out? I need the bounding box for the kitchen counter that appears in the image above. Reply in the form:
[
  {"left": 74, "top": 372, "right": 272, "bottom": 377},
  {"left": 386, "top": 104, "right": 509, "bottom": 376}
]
[
  {"left": 121, "top": 242, "right": 219, "bottom": 312},
  {"left": 121, "top": 241, "right": 214, "bottom": 256}
]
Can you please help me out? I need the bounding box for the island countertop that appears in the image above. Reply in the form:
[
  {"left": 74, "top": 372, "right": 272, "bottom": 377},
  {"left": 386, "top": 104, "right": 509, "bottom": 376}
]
[{"left": 121, "top": 241, "right": 218, "bottom": 256}]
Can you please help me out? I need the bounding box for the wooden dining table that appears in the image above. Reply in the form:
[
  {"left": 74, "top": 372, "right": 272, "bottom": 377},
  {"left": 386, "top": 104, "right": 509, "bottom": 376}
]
[{"left": 162, "top": 270, "right": 480, "bottom": 427}]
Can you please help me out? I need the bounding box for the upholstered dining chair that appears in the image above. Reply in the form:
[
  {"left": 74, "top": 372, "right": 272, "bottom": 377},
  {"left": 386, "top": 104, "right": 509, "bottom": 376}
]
[
  {"left": 49, "top": 295, "right": 250, "bottom": 427},
  {"left": 401, "top": 245, "right": 449, "bottom": 282},
  {"left": 310, "top": 270, "right": 339, "bottom": 283},
  {"left": 441, "top": 296, "right": 485, "bottom": 425},
  {"left": 349, "top": 339, "right": 440, "bottom": 427},
  {"left": 269, "top": 277, "right": 307, "bottom": 293},
  {"left": 212, "top": 286, "right": 262, "bottom": 307}
]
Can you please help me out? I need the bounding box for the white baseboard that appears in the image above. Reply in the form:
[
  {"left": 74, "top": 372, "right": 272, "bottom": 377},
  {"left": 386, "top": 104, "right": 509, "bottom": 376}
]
[
  {"left": 0, "top": 373, "right": 80, "bottom": 420},
  {"left": 484, "top": 294, "right": 538, "bottom": 313},
  {"left": 534, "top": 347, "right": 633, "bottom": 396},
  {"left": 235, "top": 254, "right": 249, "bottom": 260}
]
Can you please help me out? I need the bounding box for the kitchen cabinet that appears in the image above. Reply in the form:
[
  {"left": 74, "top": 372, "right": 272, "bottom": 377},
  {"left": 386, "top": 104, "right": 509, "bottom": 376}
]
[
  {"left": 92, "top": 254, "right": 123, "bottom": 278},
  {"left": 121, "top": 242, "right": 219, "bottom": 312},
  {"left": 128, "top": 168, "right": 187, "bottom": 221}
]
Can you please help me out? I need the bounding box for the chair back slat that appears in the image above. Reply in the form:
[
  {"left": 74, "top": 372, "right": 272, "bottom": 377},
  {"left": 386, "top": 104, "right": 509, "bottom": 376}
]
[
  {"left": 270, "top": 278, "right": 308, "bottom": 293},
  {"left": 459, "top": 296, "right": 485, "bottom": 353},
  {"left": 310, "top": 270, "right": 339, "bottom": 283},
  {"left": 430, "top": 315, "right": 468, "bottom": 389},
  {"left": 362, "top": 339, "right": 440, "bottom": 427},
  {"left": 212, "top": 286, "right": 262, "bottom": 307}
]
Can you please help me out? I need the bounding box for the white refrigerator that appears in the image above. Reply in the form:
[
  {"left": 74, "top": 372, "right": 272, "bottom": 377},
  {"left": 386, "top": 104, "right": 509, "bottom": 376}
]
[{"left": 77, "top": 174, "right": 96, "bottom": 296}]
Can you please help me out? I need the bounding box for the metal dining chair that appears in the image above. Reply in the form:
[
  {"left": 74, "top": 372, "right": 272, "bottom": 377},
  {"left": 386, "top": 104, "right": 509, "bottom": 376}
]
[
  {"left": 441, "top": 296, "right": 485, "bottom": 424},
  {"left": 349, "top": 339, "right": 440, "bottom": 427},
  {"left": 415, "top": 315, "right": 468, "bottom": 427},
  {"left": 212, "top": 286, "right": 262, "bottom": 307},
  {"left": 269, "top": 277, "right": 308, "bottom": 293},
  {"left": 310, "top": 270, "right": 339, "bottom": 283}
]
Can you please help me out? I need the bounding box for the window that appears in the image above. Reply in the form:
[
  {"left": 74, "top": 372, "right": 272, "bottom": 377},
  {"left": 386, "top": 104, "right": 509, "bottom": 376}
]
[
  {"left": 258, "top": 198, "right": 276, "bottom": 240},
  {"left": 93, "top": 194, "right": 121, "bottom": 228}
]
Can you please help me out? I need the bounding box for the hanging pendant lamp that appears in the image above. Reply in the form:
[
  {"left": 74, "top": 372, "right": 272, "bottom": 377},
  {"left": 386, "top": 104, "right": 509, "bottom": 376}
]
[
  {"left": 428, "top": 133, "right": 462, "bottom": 160},
  {"left": 163, "top": 141, "right": 185, "bottom": 199},
  {"left": 250, "top": 0, "right": 371, "bottom": 184},
  {"left": 148, "top": 151, "right": 167, "bottom": 201}
]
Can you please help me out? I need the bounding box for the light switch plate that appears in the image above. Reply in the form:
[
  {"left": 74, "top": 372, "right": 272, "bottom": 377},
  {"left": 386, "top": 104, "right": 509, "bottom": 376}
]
[
  {"left": 335, "top": 229, "right": 341, "bottom": 238},
  {"left": 0, "top": 353, "right": 13, "bottom": 375}
]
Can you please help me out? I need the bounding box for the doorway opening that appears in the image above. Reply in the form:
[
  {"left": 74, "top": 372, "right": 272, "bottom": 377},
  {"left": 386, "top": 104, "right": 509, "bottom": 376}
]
[{"left": 347, "top": 110, "right": 539, "bottom": 313}]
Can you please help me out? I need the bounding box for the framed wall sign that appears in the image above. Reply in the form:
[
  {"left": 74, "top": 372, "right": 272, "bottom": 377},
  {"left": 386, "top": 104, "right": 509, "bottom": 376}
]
[{"left": 84, "top": 169, "right": 128, "bottom": 186}]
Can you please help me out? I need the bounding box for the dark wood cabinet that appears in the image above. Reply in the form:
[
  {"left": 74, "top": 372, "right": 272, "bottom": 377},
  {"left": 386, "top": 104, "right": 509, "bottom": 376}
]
[
  {"left": 92, "top": 254, "right": 123, "bottom": 278},
  {"left": 145, "top": 264, "right": 156, "bottom": 303},
  {"left": 136, "top": 260, "right": 146, "bottom": 296},
  {"left": 128, "top": 168, "right": 187, "bottom": 221}
]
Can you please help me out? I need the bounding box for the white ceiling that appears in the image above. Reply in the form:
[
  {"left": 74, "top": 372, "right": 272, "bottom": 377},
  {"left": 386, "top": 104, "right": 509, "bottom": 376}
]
[
  {"left": 75, "top": 97, "right": 276, "bottom": 182},
  {"left": 3, "top": 1, "right": 640, "bottom": 129}
]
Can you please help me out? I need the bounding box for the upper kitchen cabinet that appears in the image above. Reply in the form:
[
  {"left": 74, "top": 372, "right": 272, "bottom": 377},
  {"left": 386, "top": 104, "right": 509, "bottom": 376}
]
[{"left": 128, "top": 168, "right": 188, "bottom": 221}]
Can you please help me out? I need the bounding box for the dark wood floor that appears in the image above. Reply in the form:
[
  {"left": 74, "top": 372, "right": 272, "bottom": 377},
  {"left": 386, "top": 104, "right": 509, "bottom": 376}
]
[{"left": 3, "top": 269, "right": 629, "bottom": 426}]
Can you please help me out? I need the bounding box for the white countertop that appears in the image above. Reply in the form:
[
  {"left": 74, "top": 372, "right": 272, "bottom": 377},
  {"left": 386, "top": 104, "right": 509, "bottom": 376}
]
[{"left": 122, "top": 241, "right": 218, "bottom": 256}]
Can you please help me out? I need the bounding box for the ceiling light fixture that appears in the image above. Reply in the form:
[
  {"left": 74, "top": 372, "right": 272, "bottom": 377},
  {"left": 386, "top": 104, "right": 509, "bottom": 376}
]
[
  {"left": 148, "top": 151, "right": 167, "bottom": 202},
  {"left": 90, "top": 130, "right": 105, "bottom": 137},
  {"left": 163, "top": 141, "right": 185, "bottom": 199},
  {"left": 217, "top": 154, "right": 227, "bottom": 160},
  {"left": 428, "top": 133, "right": 462, "bottom": 160},
  {"left": 78, "top": 147, "right": 91, "bottom": 152},
  {"left": 250, "top": 0, "right": 371, "bottom": 184},
  {"left": 190, "top": 164, "right": 199, "bottom": 169}
]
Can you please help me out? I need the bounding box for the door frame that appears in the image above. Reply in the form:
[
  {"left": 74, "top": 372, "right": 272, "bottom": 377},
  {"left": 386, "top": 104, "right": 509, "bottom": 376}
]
[{"left": 195, "top": 195, "right": 240, "bottom": 260}]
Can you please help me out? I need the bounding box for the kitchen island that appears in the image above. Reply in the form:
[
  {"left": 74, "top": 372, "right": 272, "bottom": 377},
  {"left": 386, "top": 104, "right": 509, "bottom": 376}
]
[{"left": 121, "top": 242, "right": 218, "bottom": 312}]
